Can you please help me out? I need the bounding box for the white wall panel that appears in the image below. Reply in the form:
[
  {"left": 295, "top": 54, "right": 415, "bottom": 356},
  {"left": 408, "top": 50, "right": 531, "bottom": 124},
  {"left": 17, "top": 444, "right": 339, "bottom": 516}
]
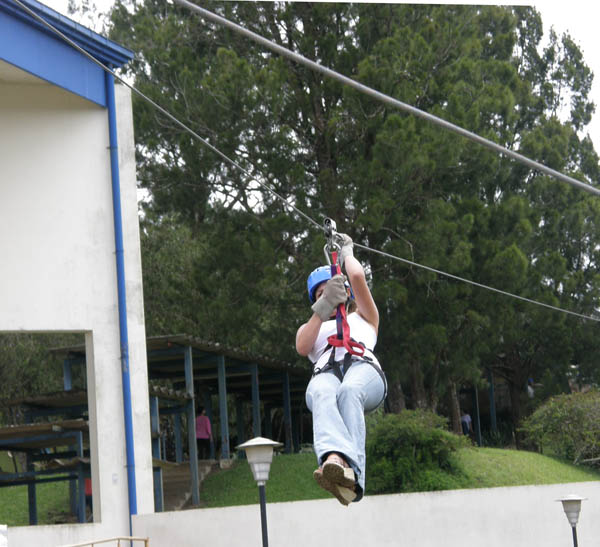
[{"left": 1, "top": 81, "right": 152, "bottom": 543}]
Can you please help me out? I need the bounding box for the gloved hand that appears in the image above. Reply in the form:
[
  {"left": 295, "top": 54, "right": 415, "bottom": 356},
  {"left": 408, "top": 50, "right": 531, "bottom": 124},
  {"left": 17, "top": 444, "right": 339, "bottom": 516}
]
[
  {"left": 337, "top": 233, "right": 354, "bottom": 271},
  {"left": 311, "top": 274, "right": 347, "bottom": 321}
]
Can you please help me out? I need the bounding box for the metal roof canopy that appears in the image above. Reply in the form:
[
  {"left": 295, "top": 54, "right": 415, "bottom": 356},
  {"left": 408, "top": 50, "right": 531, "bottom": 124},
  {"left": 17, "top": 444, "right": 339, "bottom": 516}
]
[
  {"left": 51, "top": 334, "right": 310, "bottom": 404},
  {"left": 50, "top": 333, "right": 310, "bottom": 509},
  {"left": 52, "top": 334, "right": 309, "bottom": 446}
]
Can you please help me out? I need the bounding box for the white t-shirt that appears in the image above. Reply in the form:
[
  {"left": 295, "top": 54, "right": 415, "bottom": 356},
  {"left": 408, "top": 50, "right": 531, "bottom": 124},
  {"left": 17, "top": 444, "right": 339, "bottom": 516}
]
[{"left": 307, "top": 312, "right": 381, "bottom": 372}]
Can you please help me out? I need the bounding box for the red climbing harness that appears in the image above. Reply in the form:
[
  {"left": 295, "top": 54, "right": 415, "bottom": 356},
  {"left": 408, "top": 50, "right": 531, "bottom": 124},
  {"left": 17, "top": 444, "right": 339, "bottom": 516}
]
[{"left": 323, "top": 220, "right": 364, "bottom": 358}]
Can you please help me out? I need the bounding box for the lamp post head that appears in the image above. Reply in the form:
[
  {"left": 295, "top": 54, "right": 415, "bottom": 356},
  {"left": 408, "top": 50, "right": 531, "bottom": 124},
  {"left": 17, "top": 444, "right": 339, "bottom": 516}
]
[
  {"left": 557, "top": 494, "right": 586, "bottom": 527},
  {"left": 236, "top": 437, "right": 283, "bottom": 486}
]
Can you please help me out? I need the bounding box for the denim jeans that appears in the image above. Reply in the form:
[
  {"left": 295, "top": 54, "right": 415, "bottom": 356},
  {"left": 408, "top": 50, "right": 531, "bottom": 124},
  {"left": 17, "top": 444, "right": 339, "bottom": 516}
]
[{"left": 305, "top": 359, "right": 386, "bottom": 500}]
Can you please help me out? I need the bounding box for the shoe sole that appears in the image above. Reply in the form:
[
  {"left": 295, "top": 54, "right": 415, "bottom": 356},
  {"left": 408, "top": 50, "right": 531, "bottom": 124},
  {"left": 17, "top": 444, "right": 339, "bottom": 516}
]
[
  {"left": 322, "top": 460, "right": 356, "bottom": 489},
  {"left": 313, "top": 469, "right": 355, "bottom": 506}
]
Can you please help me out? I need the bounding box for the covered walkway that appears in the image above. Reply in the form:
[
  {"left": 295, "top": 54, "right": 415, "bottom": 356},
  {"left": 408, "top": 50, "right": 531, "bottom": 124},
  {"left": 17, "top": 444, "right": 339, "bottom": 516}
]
[{"left": 7, "top": 334, "right": 311, "bottom": 515}]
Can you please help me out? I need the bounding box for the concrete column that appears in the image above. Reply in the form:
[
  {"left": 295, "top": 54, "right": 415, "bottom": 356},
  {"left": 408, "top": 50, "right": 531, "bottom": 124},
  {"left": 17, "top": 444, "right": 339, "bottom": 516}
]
[{"left": 85, "top": 331, "right": 129, "bottom": 529}]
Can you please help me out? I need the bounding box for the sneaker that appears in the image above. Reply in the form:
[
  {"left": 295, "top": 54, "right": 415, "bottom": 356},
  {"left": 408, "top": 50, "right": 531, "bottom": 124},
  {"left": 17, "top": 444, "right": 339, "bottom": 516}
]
[
  {"left": 313, "top": 467, "right": 355, "bottom": 506},
  {"left": 322, "top": 453, "right": 356, "bottom": 489}
]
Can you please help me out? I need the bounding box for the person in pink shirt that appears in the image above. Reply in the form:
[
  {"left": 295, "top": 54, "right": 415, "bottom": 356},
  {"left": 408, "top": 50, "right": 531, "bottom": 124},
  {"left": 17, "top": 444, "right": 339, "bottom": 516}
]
[{"left": 195, "top": 406, "right": 212, "bottom": 460}]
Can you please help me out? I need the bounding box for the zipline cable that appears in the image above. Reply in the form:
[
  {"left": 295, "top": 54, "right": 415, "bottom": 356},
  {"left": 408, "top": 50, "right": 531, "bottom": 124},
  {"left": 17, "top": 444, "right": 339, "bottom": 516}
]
[
  {"left": 8, "top": 0, "right": 322, "bottom": 233},
  {"left": 354, "top": 243, "right": 600, "bottom": 323},
  {"left": 12, "top": 0, "right": 600, "bottom": 324},
  {"left": 174, "top": 0, "right": 600, "bottom": 198}
]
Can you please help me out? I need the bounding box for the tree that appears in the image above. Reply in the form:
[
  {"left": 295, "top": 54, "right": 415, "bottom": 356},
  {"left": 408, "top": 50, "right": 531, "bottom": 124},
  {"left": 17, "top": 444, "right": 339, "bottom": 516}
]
[
  {"left": 107, "top": 2, "right": 599, "bottom": 427},
  {"left": 0, "top": 334, "right": 79, "bottom": 423}
]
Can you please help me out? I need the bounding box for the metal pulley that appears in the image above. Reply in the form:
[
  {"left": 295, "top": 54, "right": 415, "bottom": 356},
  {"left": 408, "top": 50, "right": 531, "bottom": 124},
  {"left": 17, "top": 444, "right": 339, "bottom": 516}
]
[{"left": 323, "top": 218, "right": 340, "bottom": 265}]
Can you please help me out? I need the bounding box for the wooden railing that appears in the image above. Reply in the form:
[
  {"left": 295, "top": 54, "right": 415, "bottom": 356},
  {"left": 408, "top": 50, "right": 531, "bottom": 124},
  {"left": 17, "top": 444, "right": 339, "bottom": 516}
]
[{"left": 59, "top": 537, "right": 149, "bottom": 547}]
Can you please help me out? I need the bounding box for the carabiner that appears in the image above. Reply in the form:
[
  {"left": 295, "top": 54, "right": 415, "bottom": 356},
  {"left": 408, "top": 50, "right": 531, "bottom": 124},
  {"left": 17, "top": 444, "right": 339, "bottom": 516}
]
[{"left": 323, "top": 217, "right": 340, "bottom": 262}]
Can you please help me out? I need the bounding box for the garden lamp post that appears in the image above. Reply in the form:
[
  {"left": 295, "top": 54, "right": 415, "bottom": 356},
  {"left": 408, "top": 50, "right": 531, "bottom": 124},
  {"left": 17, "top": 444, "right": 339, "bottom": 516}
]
[
  {"left": 236, "top": 437, "right": 282, "bottom": 547},
  {"left": 557, "top": 494, "right": 586, "bottom": 547}
]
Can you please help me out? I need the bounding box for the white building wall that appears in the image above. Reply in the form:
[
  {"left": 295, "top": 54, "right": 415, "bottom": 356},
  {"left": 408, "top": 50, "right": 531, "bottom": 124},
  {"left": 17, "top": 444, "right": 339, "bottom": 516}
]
[
  {"left": 0, "top": 80, "right": 153, "bottom": 544},
  {"left": 131, "top": 482, "right": 598, "bottom": 547}
]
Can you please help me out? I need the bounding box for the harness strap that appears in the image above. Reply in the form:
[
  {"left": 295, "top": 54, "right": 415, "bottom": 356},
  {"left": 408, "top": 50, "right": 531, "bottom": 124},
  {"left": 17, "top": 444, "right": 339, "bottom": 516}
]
[
  {"left": 312, "top": 344, "right": 388, "bottom": 403},
  {"left": 329, "top": 250, "right": 364, "bottom": 357}
]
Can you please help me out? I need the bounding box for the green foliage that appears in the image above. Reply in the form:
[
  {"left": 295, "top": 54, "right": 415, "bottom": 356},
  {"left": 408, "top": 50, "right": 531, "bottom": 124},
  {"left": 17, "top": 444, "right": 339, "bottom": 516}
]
[
  {"left": 365, "top": 410, "right": 469, "bottom": 494},
  {"left": 520, "top": 390, "right": 600, "bottom": 465},
  {"left": 0, "top": 334, "right": 80, "bottom": 423},
  {"left": 106, "top": 2, "right": 600, "bottom": 426}
]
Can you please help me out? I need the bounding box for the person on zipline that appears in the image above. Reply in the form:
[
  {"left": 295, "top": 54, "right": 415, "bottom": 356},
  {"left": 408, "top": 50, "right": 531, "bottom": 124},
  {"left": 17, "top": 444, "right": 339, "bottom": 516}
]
[{"left": 296, "top": 233, "right": 387, "bottom": 505}]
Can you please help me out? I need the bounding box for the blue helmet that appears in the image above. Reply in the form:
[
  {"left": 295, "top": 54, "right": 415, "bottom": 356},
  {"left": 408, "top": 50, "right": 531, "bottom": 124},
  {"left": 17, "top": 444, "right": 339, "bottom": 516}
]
[
  {"left": 307, "top": 266, "right": 332, "bottom": 303},
  {"left": 306, "top": 266, "right": 354, "bottom": 303}
]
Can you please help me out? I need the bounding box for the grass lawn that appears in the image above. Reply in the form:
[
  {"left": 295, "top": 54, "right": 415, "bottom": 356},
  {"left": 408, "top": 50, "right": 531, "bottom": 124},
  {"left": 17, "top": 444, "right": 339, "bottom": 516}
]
[
  {"left": 0, "top": 452, "right": 15, "bottom": 473},
  {"left": 0, "top": 480, "right": 71, "bottom": 526},
  {"left": 2, "top": 447, "right": 599, "bottom": 521},
  {"left": 0, "top": 445, "right": 74, "bottom": 525},
  {"left": 200, "top": 453, "right": 329, "bottom": 507},
  {"left": 453, "top": 446, "right": 600, "bottom": 488},
  {"left": 200, "top": 447, "right": 600, "bottom": 507}
]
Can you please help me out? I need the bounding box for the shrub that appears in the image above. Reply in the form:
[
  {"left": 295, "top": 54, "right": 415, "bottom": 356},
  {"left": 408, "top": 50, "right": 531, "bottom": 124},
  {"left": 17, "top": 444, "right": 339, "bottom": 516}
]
[
  {"left": 520, "top": 390, "right": 600, "bottom": 465},
  {"left": 365, "top": 409, "right": 469, "bottom": 494}
]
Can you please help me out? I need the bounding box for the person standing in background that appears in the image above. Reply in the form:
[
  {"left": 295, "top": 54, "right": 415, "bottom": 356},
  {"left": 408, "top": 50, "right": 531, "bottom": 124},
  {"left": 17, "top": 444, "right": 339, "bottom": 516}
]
[
  {"left": 460, "top": 410, "right": 473, "bottom": 437},
  {"left": 195, "top": 406, "right": 212, "bottom": 460}
]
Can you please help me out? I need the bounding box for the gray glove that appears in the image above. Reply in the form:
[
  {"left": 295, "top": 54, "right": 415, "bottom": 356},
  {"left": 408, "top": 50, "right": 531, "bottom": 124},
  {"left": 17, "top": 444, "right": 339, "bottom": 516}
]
[
  {"left": 337, "top": 233, "right": 354, "bottom": 271},
  {"left": 311, "top": 274, "right": 347, "bottom": 321}
]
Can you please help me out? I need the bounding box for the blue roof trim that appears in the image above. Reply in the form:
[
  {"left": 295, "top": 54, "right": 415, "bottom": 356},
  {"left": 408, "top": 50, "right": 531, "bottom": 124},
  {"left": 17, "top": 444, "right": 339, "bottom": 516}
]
[
  {"left": 0, "top": 0, "right": 133, "bottom": 66},
  {"left": 0, "top": 0, "right": 133, "bottom": 106}
]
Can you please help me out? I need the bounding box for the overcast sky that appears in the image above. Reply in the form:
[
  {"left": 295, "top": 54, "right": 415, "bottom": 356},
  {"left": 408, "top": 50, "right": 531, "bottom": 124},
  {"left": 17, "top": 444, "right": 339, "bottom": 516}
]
[{"left": 40, "top": 0, "right": 600, "bottom": 171}]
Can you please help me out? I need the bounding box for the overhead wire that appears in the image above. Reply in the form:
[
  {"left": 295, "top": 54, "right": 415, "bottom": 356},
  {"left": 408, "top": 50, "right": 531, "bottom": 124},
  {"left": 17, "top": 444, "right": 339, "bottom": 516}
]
[
  {"left": 354, "top": 243, "right": 600, "bottom": 322},
  {"left": 12, "top": 0, "right": 600, "bottom": 323},
  {"left": 8, "top": 0, "right": 323, "bottom": 233},
  {"left": 174, "top": 0, "right": 600, "bottom": 197}
]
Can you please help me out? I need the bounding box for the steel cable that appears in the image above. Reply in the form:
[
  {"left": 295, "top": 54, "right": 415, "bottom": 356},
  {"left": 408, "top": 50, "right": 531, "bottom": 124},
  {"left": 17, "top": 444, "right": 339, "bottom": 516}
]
[{"left": 11, "top": 0, "right": 600, "bottom": 323}]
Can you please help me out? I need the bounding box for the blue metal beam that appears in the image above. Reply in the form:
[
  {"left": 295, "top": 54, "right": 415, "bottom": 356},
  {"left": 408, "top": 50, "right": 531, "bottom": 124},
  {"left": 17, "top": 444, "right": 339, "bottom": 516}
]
[
  {"left": 27, "top": 453, "right": 37, "bottom": 525},
  {"left": 153, "top": 467, "right": 164, "bottom": 512},
  {"left": 264, "top": 404, "right": 273, "bottom": 440},
  {"left": 0, "top": 474, "right": 77, "bottom": 487},
  {"left": 250, "top": 364, "right": 261, "bottom": 437},
  {"left": 158, "top": 405, "right": 186, "bottom": 415},
  {"left": 0, "top": 431, "right": 82, "bottom": 448},
  {"left": 202, "top": 390, "right": 216, "bottom": 460},
  {"left": 174, "top": 413, "right": 183, "bottom": 463},
  {"left": 292, "top": 407, "right": 300, "bottom": 453},
  {"left": 217, "top": 355, "right": 230, "bottom": 459},
  {"left": 75, "top": 431, "right": 85, "bottom": 523},
  {"left": 282, "top": 372, "right": 292, "bottom": 454},
  {"left": 150, "top": 396, "right": 160, "bottom": 459},
  {"left": 63, "top": 358, "right": 73, "bottom": 391},
  {"left": 235, "top": 397, "right": 245, "bottom": 458},
  {"left": 488, "top": 368, "right": 497, "bottom": 433},
  {"left": 184, "top": 346, "right": 200, "bottom": 505}
]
